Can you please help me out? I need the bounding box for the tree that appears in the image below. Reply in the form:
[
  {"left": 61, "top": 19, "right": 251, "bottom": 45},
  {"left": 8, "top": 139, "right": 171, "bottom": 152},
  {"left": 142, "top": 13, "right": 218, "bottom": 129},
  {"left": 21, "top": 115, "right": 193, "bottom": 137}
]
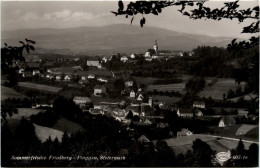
[
  {"left": 1, "top": 39, "right": 36, "bottom": 70},
  {"left": 112, "top": 1, "right": 259, "bottom": 50},
  {"left": 126, "top": 110, "right": 134, "bottom": 120},
  {"left": 191, "top": 138, "right": 214, "bottom": 167}
]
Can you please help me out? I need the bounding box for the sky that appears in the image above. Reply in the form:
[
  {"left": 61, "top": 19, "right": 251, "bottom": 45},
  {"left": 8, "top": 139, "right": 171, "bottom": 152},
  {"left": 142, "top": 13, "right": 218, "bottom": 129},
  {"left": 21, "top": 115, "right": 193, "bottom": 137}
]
[{"left": 1, "top": 1, "right": 259, "bottom": 38}]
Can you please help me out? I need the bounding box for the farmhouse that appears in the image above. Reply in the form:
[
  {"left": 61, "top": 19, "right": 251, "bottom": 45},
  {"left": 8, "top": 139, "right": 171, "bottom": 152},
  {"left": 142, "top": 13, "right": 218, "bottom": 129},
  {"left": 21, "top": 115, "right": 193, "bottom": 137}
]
[
  {"left": 129, "top": 90, "right": 136, "bottom": 98},
  {"left": 46, "top": 73, "right": 55, "bottom": 79},
  {"left": 177, "top": 128, "right": 193, "bottom": 137},
  {"left": 136, "top": 94, "right": 144, "bottom": 101},
  {"left": 177, "top": 108, "right": 193, "bottom": 117},
  {"left": 125, "top": 81, "right": 134, "bottom": 87},
  {"left": 94, "top": 85, "right": 107, "bottom": 96},
  {"left": 138, "top": 135, "right": 150, "bottom": 143},
  {"left": 218, "top": 117, "right": 236, "bottom": 127},
  {"left": 32, "top": 70, "right": 40, "bottom": 76},
  {"left": 64, "top": 74, "right": 73, "bottom": 81},
  {"left": 87, "top": 57, "right": 100, "bottom": 67},
  {"left": 73, "top": 96, "right": 92, "bottom": 110},
  {"left": 88, "top": 74, "right": 96, "bottom": 79},
  {"left": 18, "top": 68, "right": 25, "bottom": 74},
  {"left": 97, "top": 77, "right": 108, "bottom": 83},
  {"left": 55, "top": 74, "right": 62, "bottom": 81},
  {"left": 194, "top": 109, "right": 203, "bottom": 117},
  {"left": 89, "top": 108, "right": 104, "bottom": 115},
  {"left": 193, "top": 101, "right": 206, "bottom": 109},
  {"left": 23, "top": 71, "right": 32, "bottom": 78},
  {"left": 120, "top": 56, "right": 129, "bottom": 62}
]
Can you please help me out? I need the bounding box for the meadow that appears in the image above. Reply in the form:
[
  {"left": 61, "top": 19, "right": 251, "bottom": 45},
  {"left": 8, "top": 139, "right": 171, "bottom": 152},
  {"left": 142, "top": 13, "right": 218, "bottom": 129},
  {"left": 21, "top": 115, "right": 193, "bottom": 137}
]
[
  {"left": 18, "top": 82, "right": 62, "bottom": 93},
  {"left": 1, "top": 86, "right": 27, "bottom": 100}
]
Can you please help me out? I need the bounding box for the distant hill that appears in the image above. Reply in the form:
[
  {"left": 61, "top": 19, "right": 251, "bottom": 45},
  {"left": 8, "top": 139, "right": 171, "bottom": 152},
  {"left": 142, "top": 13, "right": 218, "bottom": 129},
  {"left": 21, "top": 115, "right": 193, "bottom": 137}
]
[{"left": 2, "top": 24, "right": 234, "bottom": 55}]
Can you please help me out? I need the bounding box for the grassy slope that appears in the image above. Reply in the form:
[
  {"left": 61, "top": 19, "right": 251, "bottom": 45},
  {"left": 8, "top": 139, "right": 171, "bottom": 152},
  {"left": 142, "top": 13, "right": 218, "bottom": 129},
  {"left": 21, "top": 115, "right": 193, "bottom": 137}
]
[
  {"left": 18, "top": 82, "right": 62, "bottom": 93},
  {"left": 1, "top": 86, "right": 27, "bottom": 100},
  {"left": 199, "top": 78, "right": 246, "bottom": 100}
]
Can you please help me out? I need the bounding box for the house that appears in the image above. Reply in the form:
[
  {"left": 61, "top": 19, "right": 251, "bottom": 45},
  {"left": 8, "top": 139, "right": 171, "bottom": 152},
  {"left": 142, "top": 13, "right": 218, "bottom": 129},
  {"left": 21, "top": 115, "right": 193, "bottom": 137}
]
[
  {"left": 157, "top": 122, "right": 169, "bottom": 128},
  {"left": 101, "top": 56, "right": 108, "bottom": 63},
  {"left": 46, "top": 73, "right": 55, "bottom": 79},
  {"left": 64, "top": 74, "right": 73, "bottom": 81},
  {"left": 125, "top": 81, "right": 134, "bottom": 87},
  {"left": 129, "top": 90, "right": 136, "bottom": 98},
  {"left": 177, "top": 128, "right": 193, "bottom": 137},
  {"left": 81, "top": 75, "right": 88, "bottom": 81},
  {"left": 79, "top": 79, "right": 89, "bottom": 85},
  {"left": 145, "top": 57, "right": 153, "bottom": 62},
  {"left": 136, "top": 94, "right": 144, "bottom": 101},
  {"left": 94, "top": 85, "right": 107, "bottom": 96},
  {"left": 19, "top": 68, "right": 25, "bottom": 74},
  {"left": 218, "top": 117, "right": 236, "bottom": 127},
  {"left": 32, "top": 70, "right": 40, "bottom": 76},
  {"left": 177, "top": 108, "right": 193, "bottom": 117},
  {"left": 138, "top": 135, "right": 150, "bottom": 143},
  {"left": 194, "top": 109, "right": 203, "bottom": 117},
  {"left": 97, "top": 77, "right": 108, "bottom": 83},
  {"left": 22, "top": 71, "right": 32, "bottom": 78},
  {"left": 72, "top": 66, "right": 83, "bottom": 70},
  {"left": 238, "top": 109, "right": 249, "bottom": 117},
  {"left": 87, "top": 57, "right": 100, "bottom": 67},
  {"left": 145, "top": 49, "right": 156, "bottom": 57},
  {"left": 193, "top": 101, "right": 205, "bottom": 109},
  {"left": 120, "top": 56, "right": 129, "bottom": 62},
  {"left": 73, "top": 96, "right": 92, "bottom": 110},
  {"left": 89, "top": 108, "right": 104, "bottom": 115},
  {"left": 55, "top": 74, "right": 62, "bottom": 81},
  {"left": 130, "top": 54, "right": 136, "bottom": 59},
  {"left": 88, "top": 74, "right": 96, "bottom": 79}
]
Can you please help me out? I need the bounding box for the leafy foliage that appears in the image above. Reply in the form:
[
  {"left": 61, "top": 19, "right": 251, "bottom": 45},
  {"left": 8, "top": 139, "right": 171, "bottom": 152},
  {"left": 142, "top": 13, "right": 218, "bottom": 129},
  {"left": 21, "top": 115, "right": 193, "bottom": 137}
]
[{"left": 1, "top": 39, "right": 36, "bottom": 69}]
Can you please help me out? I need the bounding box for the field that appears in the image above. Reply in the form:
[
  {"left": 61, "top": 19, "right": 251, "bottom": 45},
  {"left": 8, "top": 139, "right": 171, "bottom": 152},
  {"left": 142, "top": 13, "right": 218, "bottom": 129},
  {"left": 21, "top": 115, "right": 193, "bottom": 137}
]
[
  {"left": 146, "top": 83, "right": 186, "bottom": 93},
  {"left": 153, "top": 95, "right": 181, "bottom": 104},
  {"left": 198, "top": 78, "right": 246, "bottom": 100},
  {"left": 6, "top": 108, "right": 43, "bottom": 120},
  {"left": 18, "top": 82, "right": 62, "bottom": 93},
  {"left": 229, "top": 92, "right": 258, "bottom": 102},
  {"left": 210, "top": 124, "right": 258, "bottom": 141},
  {"left": 235, "top": 124, "right": 258, "bottom": 136},
  {"left": 1, "top": 86, "right": 27, "bottom": 100},
  {"left": 34, "top": 124, "right": 64, "bottom": 142},
  {"left": 160, "top": 134, "right": 255, "bottom": 155},
  {"left": 52, "top": 116, "right": 85, "bottom": 134},
  {"left": 134, "top": 77, "right": 160, "bottom": 85},
  {"left": 50, "top": 66, "right": 112, "bottom": 77}
]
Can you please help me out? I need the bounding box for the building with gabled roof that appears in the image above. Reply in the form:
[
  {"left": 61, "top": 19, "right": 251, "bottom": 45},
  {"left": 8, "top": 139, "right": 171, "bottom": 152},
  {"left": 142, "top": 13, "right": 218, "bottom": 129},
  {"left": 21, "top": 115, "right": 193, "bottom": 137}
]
[{"left": 177, "top": 128, "right": 193, "bottom": 137}]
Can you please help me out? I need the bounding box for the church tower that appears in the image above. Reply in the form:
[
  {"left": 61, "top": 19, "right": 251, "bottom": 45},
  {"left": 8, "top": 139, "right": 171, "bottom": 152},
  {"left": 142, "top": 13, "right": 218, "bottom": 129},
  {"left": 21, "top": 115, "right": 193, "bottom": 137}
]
[{"left": 153, "top": 40, "right": 158, "bottom": 53}]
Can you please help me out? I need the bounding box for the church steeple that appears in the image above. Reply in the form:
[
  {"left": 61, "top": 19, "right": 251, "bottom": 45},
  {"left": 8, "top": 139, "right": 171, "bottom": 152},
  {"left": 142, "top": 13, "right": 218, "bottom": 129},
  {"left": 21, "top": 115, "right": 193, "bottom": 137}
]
[{"left": 153, "top": 40, "right": 158, "bottom": 53}]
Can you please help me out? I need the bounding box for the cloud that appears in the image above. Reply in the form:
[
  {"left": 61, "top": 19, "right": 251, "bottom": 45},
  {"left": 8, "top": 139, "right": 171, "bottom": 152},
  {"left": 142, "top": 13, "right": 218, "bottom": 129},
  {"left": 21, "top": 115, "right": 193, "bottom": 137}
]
[{"left": 21, "top": 9, "right": 110, "bottom": 22}]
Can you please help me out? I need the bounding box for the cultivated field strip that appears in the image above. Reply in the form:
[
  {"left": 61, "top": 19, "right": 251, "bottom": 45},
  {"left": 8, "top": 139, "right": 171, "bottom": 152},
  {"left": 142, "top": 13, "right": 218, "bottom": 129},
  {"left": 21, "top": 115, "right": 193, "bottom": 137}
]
[{"left": 18, "top": 82, "right": 62, "bottom": 93}]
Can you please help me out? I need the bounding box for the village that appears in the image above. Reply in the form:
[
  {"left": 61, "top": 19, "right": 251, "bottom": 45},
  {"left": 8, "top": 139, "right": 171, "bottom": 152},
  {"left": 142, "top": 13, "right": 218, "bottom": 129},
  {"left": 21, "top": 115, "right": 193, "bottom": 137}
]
[{"left": 2, "top": 37, "right": 259, "bottom": 167}]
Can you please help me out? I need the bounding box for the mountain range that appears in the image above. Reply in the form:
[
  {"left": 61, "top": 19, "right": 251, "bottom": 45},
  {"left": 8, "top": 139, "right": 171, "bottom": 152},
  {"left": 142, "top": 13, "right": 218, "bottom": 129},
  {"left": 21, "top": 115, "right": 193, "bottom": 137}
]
[{"left": 2, "top": 24, "right": 236, "bottom": 55}]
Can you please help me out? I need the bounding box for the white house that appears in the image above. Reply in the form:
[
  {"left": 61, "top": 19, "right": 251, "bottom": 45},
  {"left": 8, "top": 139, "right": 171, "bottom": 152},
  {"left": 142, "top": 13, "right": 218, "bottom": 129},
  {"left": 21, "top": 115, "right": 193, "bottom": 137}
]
[
  {"left": 219, "top": 117, "right": 236, "bottom": 127},
  {"left": 55, "top": 74, "right": 62, "bottom": 81},
  {"left": 19, "top": 68, "right": 25, "bottom": 74},
  {"left": 97, "top": 77, "right": 108, "bottom": 83},
  {"left": 32, "top": 70, "right": 40, "bottom": 76},
  {"left": 177, "top": 128, "right": 193, "bottom": 137},
  {"left": 120, "top": 56, "right": 129, "bottom": 62},
  {"left": 193, "top": 101, "right": 205, "bottom": 109},
  {"left": 125, "top": 81, "right": 134, "bottom": 87},
  {"left": 64, "top": 74, "right": 73, "bottom": 81},
  {"left": 130, "top": 54, "right": 136, "bottom": 59},
  {"left": 94, "top": 85, "right": 107, "bottom": 96},
  {"left": 129, "top": 90, "right": 136, "bottom": 98},
  {"left": 88, "top": 74, "right": 96, "bottom": 79},
  {"left": 137, "top": 94, "right": 144, "bottom": 101}
]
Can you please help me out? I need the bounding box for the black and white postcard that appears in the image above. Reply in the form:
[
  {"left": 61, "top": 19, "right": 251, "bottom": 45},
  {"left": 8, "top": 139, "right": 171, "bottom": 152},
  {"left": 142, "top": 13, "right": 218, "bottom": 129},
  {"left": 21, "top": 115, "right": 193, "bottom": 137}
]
[{"left": 1, "top": 0, "right": 259, "bottom": 167}]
